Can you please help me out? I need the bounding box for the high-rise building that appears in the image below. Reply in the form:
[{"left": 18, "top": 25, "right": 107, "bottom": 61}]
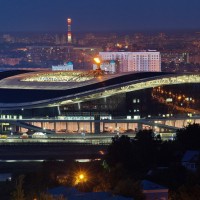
[{"left": 99, "top": 51, "right": 161, "bottom": 72}]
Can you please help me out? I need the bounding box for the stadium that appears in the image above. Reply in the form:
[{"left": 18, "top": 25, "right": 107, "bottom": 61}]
[
  {"left": 1, "top": 70, "right": 200, "bottom": 110},
  {"left": 0, "top": 70, "right": 200, "bottom": 135}
]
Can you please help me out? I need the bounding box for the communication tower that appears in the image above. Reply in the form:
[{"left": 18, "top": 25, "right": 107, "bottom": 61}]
[{"left": 67, "top": 18, "right": 72, "bottom": 44}]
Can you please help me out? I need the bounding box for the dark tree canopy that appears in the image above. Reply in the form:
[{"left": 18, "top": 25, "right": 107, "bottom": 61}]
[
  {"left": 175, "top": 123, "right": 200, "bottom": 150},
  {"left": 106, "top": 130, "right": 161, "bottom": 171},
  {"left": 135, "top": 129, "right": 160, "bottom": 144}
]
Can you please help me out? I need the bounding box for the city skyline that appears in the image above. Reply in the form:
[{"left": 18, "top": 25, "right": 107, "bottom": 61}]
[{"left": 1, "top": 0, "right": 200, "bottom": 32}]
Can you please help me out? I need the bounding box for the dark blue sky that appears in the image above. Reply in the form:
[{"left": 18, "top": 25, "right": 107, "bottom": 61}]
[{"left": 0, "top": 0, "right": 200, "bottom": 32}]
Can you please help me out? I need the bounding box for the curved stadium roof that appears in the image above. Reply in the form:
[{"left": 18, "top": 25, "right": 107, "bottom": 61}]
[{"left": 0, "top": 70, "right": 200, "bottom": 110}]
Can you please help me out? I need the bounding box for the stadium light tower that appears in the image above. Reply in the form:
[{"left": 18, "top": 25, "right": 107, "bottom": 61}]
[{"left": 67, "top": 18, "right": 72, "bottom": 44}]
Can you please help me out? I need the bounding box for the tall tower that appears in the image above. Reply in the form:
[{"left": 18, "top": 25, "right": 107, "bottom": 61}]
[{"left": 67, "top": 18, "right": 72, "bottom": 44}]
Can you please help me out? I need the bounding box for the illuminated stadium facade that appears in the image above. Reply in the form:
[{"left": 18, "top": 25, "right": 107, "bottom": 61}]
[{"left": 0, "top": 70, "right": 200, "bottom": 120}]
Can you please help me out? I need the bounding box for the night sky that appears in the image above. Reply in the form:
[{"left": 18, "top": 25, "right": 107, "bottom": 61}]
[{"left": 0, "top": 0, "right": 200, "bottom": 32}]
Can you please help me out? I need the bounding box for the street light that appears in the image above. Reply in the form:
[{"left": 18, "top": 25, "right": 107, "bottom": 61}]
[
  {"left": 79, "top": 174, "right": 84, "bottom": 180},
  {"left": 74, "top": 171, "right": 88, "bottom": 185}
]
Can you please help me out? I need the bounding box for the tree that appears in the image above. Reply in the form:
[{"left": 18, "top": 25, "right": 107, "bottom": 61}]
[
  {"left": 170, "top": 185, "right": 200, "bottom": 200},
  {"left": 36, "top": 193, "right": 66, "bottom": 200},
  {"left": 114, "top": 179, "right": 145, "bottom": 200},
  {"left": 135, "top": 129, "right": 160, "bottom": 169},
  {"left": 175, "top": 123, "right": 200, "bottom": 150},
  {"left": 12, "top": 175, "right": 25, "bottom": 200},
  {"left": 135, "top": 129, "right": 157, "bottom": 144},
  {"left": 106, "top": 135, "right": 133, "bottom": 169},
  {"left": 106, "top": 130, "right": 161, "bottom": 171}
]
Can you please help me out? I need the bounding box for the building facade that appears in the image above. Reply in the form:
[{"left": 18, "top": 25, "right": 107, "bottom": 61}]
[
  {"left": 99, "top": 51, "right": 161, "bottom": 72},
  {"left": 52, "top": 62, "right": 73, "bottom": 71}
]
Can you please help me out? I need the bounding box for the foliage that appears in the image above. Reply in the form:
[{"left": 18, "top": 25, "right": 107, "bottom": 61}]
[
  {"left": 9, "top": 124, "right": 200, "bottom": 199},
  {"left": 135, "top": 129, "right": 156, "bottom": 143},
  {"left": 11, "top": 175, "right": 25, "bottom": 200},
  {"left": 106, "top": 135, "right": 134, "bottom": 169},
  {"left": 170, "top": 185, "right": 200, "bottom": 200},
  {"left": 114, "top": 179, "right": 145, "bottom": 200},
  {"left": 175, "top": 123, "right": 200, "bottom": 150},
  {"left": 35, "top": 193, "right": 66, "bottom": 200},
  {"left": 106, "top": 130, "right": 161, "bottom": 172}
]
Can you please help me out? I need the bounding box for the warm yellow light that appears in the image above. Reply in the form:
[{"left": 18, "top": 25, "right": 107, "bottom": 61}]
[
  {"left": 94, "top": 57, "right": 101, "bottom": 64},
  {"left": 74, "top": 171, "right": 88, "bottom": 185},
  {"left": 79, "top": 174, "right": 84, "bottom": 180},
  {"left": 116, "top": 43, "right": 122, "bottom": 48}
]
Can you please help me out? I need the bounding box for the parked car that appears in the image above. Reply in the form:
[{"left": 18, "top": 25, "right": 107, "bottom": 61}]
[{"left": 32, "top": 132, "right": 48, "bottom": 139}]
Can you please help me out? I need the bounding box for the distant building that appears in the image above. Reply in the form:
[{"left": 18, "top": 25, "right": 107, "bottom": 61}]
[
  {"left": 55, "top": 34, "right": 67, "bottom": 45},
  {"left": 2, "top": 34, "right": 14, "bottom": 43},
  {"left": 52, "top": 62, "right": 73, "bottom": 71},
  {"left": 0, "top": 58, "right": 22, "bottom": 66},
  {"left": 161, "top": 52, "right": 189, "bottom": 64},
  {"left": 99, "top": 51, "right": 161, "bottom": 73},
  {"left": 142, "top": 180, "right": 168, "bottom": 200},
  {"left": 189, "top": 54, "right": 200, "bottom": 64},
  {"left": 181, "top": 150, "right": 200, "bottom": 171}
]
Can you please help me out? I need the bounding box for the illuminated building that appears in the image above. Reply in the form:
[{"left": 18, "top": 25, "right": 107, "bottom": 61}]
[
  {"left": 0, "top": 70, "right": 200, "bottom": 133},
  {"left": 0, "top": 70, "right": 200, "bottom": 113},
  {"left": 52, "top": 62, "right": 73, "bottom": 71},
  {"left": 99, "top": 51, "right": 161, "bottom": 72},
  {"left": 161, "top": 52, "right": 189, "bottom": 64}
]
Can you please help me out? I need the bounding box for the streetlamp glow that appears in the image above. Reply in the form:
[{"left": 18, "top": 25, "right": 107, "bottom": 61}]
[
  {"left": 79, "top": 174, "right": 84, "bottom": 180},
  {"left": 74, "top": 171, "right": 88, "bottom": 185},
  {"left": 94, "top": 57, "right": 101, "bottom": 64}
]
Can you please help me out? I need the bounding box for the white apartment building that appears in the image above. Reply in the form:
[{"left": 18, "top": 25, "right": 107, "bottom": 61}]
[{"left": 99, "top": 51, "right": 161, "bottom": 72}]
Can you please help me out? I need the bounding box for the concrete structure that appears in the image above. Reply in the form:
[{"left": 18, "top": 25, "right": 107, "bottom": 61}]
[
  {"left": 2, "top": 115, "right": 200, "bottom": 137},
  {"left": 99, "top": 51, "right": 161, "bottom": 72}
]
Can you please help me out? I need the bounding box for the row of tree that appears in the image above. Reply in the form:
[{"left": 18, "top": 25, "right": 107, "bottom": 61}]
[{"left": 10, "top": 123, "right": 200, "bottom": 200}]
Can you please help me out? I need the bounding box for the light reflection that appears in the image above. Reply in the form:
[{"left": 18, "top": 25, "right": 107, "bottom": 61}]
[{"left": 0, "top": 159, "right": 64, "bottom": 163}]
